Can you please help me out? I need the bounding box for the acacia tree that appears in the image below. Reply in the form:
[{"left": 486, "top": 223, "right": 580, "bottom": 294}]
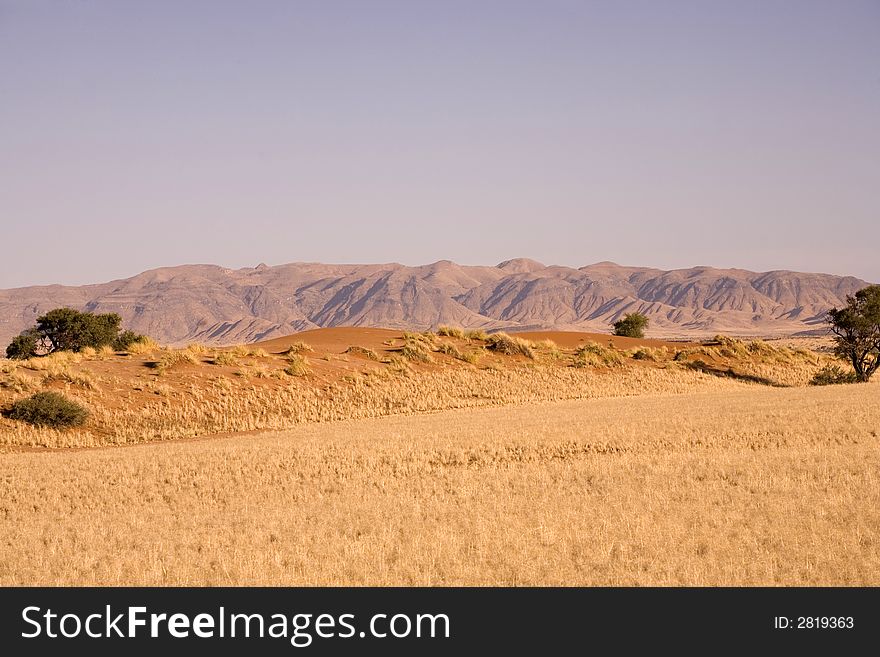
[
  {"left": 612, "top": 312, "right": 649, "bottom": 338},
  {"left": 827, "top": 285, "right": 880, "bottom": 382},
  {"left": 5, "top": 308, "right": 143, "bottom": 359},
  {"left": 34, "top": 308, "right": 121, "bottom": 353}
]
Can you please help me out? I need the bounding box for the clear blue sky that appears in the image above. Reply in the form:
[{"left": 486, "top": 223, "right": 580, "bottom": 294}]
[{"left": 1, "top": 0, "right": 878, "bottom": 288}]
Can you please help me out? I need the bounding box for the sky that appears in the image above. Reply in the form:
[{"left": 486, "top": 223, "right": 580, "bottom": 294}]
[{"left": 1, "top": 0, "right": 878, "bottom": 288}]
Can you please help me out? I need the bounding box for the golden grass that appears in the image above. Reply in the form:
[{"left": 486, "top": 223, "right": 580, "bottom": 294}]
[
  {"left": 0, "top": 333, "right": 835, "bottom": 449},
  {"left": 437, "top": 325, "right": 465, "bottom": 339},
  {"left": 1, "top": 382, "right": 877, "bottom": 586},
  {"left": 280, "top": 342, "right": 313, "bottom": 355},
  {"left": 148, "top": 349, "right": 199, "bottom": 373},
  {"left": 485, "top": 332, "right": 535, "bottom": 358},
  {"left": 573, "top": 342, "right": 624, "bottom": 368},
  {"left": 436, "top": 342, "right": 481, "bottom": 364},
  {"left": 283, "top": 354, "right": 311, "bottom": 377},
  {"left": 126, "top": 337, "right": 159, "bottom": 355},
  {"left": 400, "top": 339, "right": 434, "bottom": 363},
  {"left": 344, "top": 345, "right": 381, "bottom": 361},
  {"left": 229, "top": 345, "right": 270, "bottom": 358},
  {"left": 211, "top": 350, "right": 239, "bottom": 367}
]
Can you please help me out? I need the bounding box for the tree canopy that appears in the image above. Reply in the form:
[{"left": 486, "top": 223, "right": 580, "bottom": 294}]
[
  {"left": 612, "top": 312, "right": 649, "bottom": 339},
  {"left": 5, "top": 308, "right": 145, "bottom": 359},
  {"left": 827, "top": 285, "right": 880, "bottom": 382}
]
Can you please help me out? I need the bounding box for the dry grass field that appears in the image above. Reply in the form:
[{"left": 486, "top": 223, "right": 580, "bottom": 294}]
[
  {"left": 1, "top": 381, "right": 877, "bottom": 586},
  {"left": 0, "top": 328, "right": 828, "bottom": 449},
  {"left": 1, "top": 328, "right": 876, "bottom": 586}
]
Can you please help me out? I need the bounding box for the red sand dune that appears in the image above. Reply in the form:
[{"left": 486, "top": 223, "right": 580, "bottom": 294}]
[{"left": 256, "top": 327, "right": 694, "bottom": 354}]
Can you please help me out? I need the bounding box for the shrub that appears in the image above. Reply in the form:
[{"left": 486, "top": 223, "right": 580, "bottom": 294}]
[
  {"left": 464, "top": 329, "right": 490, "bottom": 342},
  {"left": 403, "top": 331, "right": 436, "bottom": 345},
  {"left": 212, "top": 351, "right": 239, "bottom": 366},
  {"left": 112, "top": 330, "right": 147, "bottom": 351},
  {"left": 4, "top": 391, "right": 89, "bottom": 428},
  {"left": 673, "top": 349, "right": 695, "bottom": 362},
  {"left": 612, "top": 313, "right": 649, "bottom": 338},
  {"left": 713, "top": 335, "right": 749, "bottom": 359},
  {"left": 436, "top": 342, "right": 481, "bottom": 364},
  {"left": 437, "top": 326, "right": 465, "bottom": 338},
  {"left": 630, "top": 347, "right": 660, "bottom": 361},
  {"left": 284, "top": 355, "right": 311, "bottom": 377},
  {"left": 485, "top": 333, "right": 535, "bottom": 358},
  {"left": 534, "top": 339, "right": 558, "bottom": 350},
  {"left": 809, "top": 365, "right": 859, "bottom": 386},
  {"left": 281, "top": 342, "right": 313, "bottom": 355},
  {"left": 126, "top": 337, "right": 158, "bottom": 354},
  {"left": 747, "top": 339, "right": 775, "bottom": 356},
  {"left": 401, "top": 339, "right": 434, "bottom": 363},
  {"left": 383, "top": 354, "right": 411, "bottom": 373},
  {"left": 147, "top": 350, "right": 199, "bottom": 373},
  {"left": 345, "top": 346, "right": 381, "bottom": 361},
  {"left": 573, "top": 342, "right": 623, "bottom": 368},
  {"left": 6, "top": 331, "right": 39, "bottom": 360}
]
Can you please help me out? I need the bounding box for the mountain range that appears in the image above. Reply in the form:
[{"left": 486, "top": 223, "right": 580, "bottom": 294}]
[{"left": 0, "top": 259, "right": 869, "bottom": 346}]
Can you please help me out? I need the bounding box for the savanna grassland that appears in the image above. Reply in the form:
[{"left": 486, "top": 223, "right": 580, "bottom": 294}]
[{"left": 1, "top": 328, "right": 877, "bottom": 585}]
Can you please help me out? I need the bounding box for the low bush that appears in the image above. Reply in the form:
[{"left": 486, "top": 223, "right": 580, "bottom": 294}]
[
  {"left": 436, "top": 342, "right": 481, "bottom": 364},
  {"left": 437, "top": 326, "right": 465, "bottom": 338},
  {"left": 212, "top": 351, "right": 239, "bottom": 366},
  {"left": 281, "top": 342, "right": 313, "bottom": 355},
  {"left": 112, "top": 330, "right": 148, "bottom": 351},
  {"left": 573, "top": 342, "right": 623, "bottom": 368},
  {"left": 146, "top": 350, "right": 199, "bottom": 373},
  {"left": 630, "top": 347, "right": 660, "bottom": 361},
  {"left": 6, "top": 331, "right": 39, "bottom": 360},
  {"left": 345, "top": 346, "right": 381, "bottom": 361},
  {"left": 284, "top": 354, "right": 311, "bottom": 377},
  {"left": 809, "top": 364, "right": 858, "bottom": 386},
  {"left": 485, "top": 333, "right": 535, "bottom": 358},
  {"left": 401, "top": 339, "right": 434, "bottom": 363},
  {"left": 4, "top": 391, "right": 89, "bottom": 428}
]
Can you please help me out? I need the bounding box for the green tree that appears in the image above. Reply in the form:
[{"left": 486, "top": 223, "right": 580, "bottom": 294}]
[
  {"left": 5, "top": 329, "right": 39, "bottom": 360},
  {"left": 827, "top": 285, "right": 880, "bottom": 382},
  {"left": 34, "top": 308, "right": 122, "bottom": 353},
  {"left": 4, "top": 308, "right": 147, "bottom": 359},
  {"left": 612, "top": 312, "right": 649, "bottom": 338}
]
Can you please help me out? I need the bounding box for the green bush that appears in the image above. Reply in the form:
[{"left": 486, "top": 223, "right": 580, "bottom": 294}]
[
  {"left": 4, "top": 391, "right": 89, "bottom": 428},
  {"left": 809, "top": 364, "right": 859, "bottom": 386},
  {"left": 112, "top": 329, "right": 147, "bottom": 351},
  {"left": 612, "top": 313, "right": 649, "bottom": 338},
  {"left": 5, "top": 330, "right": 39, "bottom": 360}
]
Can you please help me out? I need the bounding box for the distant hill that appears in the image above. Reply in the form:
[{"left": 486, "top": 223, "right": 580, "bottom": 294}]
[{"left": 0, "top": 259, "right": 869, "bottom": 346}]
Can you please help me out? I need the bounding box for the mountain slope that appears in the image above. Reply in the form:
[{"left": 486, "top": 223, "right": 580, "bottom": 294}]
[{"left": 0, "top": 260, "right": 869, "bottom": 345}]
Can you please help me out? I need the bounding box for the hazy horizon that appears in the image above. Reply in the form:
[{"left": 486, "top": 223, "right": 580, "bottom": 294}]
[
  {"left": 2, "top": 0, "right": 878, "bottom": 288},
  {"left": 0, "top": 255, "right": 875, "bottom": 292}
]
